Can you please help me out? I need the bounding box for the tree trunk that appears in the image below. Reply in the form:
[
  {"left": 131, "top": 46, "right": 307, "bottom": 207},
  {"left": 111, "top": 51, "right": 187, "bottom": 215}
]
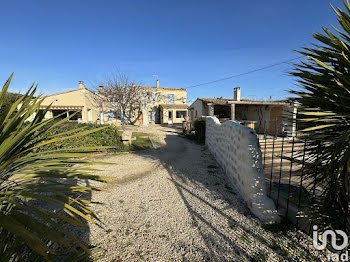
[
  {"left": 121, "top": 108, "right": 126, "bottom": 130},
  {"left": 141, "top": 108, "right": 149, "bottom": 127}
]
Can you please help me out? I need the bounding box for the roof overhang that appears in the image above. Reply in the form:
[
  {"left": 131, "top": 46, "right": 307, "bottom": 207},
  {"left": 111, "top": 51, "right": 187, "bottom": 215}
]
[
  {"left": 40, "top": 105, "right": 84, "bottom": 110},
  {"left": 159, "top": 104, "right": 188, "bottom": 109},
  {"left": 228, "top": 101, "right": 290, "bottom": 106}
]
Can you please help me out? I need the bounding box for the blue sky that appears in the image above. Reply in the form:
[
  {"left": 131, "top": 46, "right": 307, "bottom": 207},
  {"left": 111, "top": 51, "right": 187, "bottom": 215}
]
[{"left": 0, "top": 0, "right": 341, "bottom": 103}]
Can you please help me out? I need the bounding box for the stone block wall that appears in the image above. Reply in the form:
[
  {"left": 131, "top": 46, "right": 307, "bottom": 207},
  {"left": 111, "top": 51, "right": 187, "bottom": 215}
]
[{"left": 206, "top": 117, "right": 280, "bottom": 223}]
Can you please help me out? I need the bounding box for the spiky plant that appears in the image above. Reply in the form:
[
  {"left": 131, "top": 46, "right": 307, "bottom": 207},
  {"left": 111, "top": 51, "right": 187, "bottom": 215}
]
[
  {"left": 0, "top": 74, "right": 109, "bottom": 261},
  {"left": 290, "top": 1, "right": 350, "bottom": 235}
]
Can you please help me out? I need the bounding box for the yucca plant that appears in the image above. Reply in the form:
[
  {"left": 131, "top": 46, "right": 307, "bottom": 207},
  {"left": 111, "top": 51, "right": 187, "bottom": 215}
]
[
  {"left": 0, "top": 74, "right": 109, "bottom": 261},
  {"left": 290, "top": 1, "right": 350, "bottom": 235}
]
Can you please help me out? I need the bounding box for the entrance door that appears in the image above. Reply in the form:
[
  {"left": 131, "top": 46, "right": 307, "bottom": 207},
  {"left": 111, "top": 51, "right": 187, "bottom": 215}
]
[{"left": 168, "top": 111, "right": 173, "bottom": 124}]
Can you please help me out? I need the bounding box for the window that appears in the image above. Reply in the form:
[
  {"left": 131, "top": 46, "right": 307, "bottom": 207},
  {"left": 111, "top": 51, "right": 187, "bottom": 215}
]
[
  {"left": 109, "top": 97, "right": 119, "bottom": 103},
  {"left": 107, "top": 111, "right": 116, "bottom": 120},
  {"left": 176, "top": 110, "right": 187, "bottom": 118},
  {"left": 167, "top": 94, "right": 175, "bottom": 104}
]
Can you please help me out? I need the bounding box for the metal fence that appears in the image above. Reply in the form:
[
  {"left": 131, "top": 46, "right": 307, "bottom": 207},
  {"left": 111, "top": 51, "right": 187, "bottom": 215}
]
[{"left": 259, "top": 133, "right": 316, "bottom": 233}]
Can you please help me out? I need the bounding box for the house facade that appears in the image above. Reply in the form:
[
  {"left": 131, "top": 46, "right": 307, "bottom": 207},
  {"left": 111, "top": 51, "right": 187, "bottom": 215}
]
[
  {"left": 35, "top": 80, "right": 188, "bottom": 125},
  {"left": 38, "top": 81, "right": 100, "bottom": 123},
  {"left": 151, "top": 81, "right": 188, "bottom": 124},
  {"left": 188, "top": 88, "right": 296, "bottom": 136}
]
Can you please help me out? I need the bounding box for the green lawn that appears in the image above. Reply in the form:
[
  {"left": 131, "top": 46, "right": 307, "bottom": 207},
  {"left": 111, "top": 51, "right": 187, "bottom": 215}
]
[{"left": 130, "top": 132, "right": 153, "bottom": 150}]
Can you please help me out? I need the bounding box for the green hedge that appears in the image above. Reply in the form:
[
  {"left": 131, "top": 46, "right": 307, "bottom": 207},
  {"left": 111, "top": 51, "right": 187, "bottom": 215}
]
[
  {"left": 193, "top": 117, "right": 206, "bottom": 144},
  {"left": 35, "top": 121, "right": 126, "bottom": 152},
  {"left": 0, "top": 92, "right": 20, "bottom": 115}
]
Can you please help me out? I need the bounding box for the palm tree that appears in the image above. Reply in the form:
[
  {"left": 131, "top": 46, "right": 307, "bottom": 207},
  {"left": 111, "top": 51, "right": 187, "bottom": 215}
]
[
  {"left": 290, "top": 1, "right": 350, "bottom": 235},
  {"left": 0, "top": 74, "right": 108, "bottom": 261}
]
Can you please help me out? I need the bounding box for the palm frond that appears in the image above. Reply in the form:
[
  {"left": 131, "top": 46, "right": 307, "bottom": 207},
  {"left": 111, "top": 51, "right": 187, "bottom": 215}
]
[
  {"left": 0, "top": 75, "right": 108, "bottom": 261},
  {"left": 290, "top": 0, "right": 350, "bottom": 235}
]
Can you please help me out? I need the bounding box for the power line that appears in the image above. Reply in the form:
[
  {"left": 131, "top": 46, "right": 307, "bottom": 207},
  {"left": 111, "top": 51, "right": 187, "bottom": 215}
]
[{"left": 185, "top": 55, "right": 304, "bottom": 89}]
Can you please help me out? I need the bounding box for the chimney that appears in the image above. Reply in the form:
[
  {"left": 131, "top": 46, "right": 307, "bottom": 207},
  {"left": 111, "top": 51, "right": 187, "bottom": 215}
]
[
  {"left": 156, "top": 79, "right": 159, "bottom": 88},
  {"left": 78, "top": 81, "right": 85, "bottom": 89},
  {"left": 233, "top": 87, "right": 241, "bottom": 101}
]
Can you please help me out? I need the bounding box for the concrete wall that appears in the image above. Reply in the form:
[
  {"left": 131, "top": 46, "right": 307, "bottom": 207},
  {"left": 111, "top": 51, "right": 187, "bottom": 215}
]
[
  {"left": 189, "top": 99, "right": 206, "bottom": 121},
  {"left": 206, "top": 116, "right": 280, "bottom": 223},
  {"left": 235, "top": 104, "right": 270, "bottom": 134}
]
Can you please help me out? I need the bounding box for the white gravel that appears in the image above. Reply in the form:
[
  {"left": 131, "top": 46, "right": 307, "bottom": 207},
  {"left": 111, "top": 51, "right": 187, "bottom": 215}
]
[{"left": 86, "top": 125, "right": 328, "bottom": 262}]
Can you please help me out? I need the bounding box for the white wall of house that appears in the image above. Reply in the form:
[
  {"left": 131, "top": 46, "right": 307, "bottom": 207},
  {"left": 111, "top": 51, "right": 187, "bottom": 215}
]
[{"left": 189, "top": 99, "right": 205, "bottom": 121}]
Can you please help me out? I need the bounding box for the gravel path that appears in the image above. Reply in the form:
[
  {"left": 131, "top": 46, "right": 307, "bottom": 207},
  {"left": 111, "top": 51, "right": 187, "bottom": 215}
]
[{"left": 87, "top": 125, "right": 327, "bottom": 262}]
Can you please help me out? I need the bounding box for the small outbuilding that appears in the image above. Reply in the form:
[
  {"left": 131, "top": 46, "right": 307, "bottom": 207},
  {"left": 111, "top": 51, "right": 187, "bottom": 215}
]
[{"left": 188, "top": 88, "right": 296, "bottom": 136}]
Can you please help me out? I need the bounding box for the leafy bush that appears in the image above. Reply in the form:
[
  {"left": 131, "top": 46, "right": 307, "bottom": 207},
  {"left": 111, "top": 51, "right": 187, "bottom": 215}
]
[
  {"left": 0, "top": 92, "right": 20, "bottom": 115},
  {"left": 34, "top": 121, "right": 126, "bottom": 152},
  {"left": 193, "top": 117, "right": 206, "bottom": 144}
]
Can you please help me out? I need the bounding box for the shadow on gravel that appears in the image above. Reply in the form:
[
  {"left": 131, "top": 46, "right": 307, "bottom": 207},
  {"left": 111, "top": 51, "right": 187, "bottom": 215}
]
[{"left": 133, "top": 134, "right": 323, "bottom": 262}]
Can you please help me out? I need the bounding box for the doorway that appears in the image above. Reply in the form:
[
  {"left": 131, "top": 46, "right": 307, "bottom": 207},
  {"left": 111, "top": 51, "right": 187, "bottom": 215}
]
[{"left": 168, "top": 110, "right": 173, "bottom": 124}]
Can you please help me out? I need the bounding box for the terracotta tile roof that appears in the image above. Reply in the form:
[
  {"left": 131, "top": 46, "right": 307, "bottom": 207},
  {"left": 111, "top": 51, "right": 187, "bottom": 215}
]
[
  {"left": 159, "top": 103, "right": 188, "bottom": 109},
  {"left": 197, "top": 97, "right": 233, "bottom": 105},
  {"left": 196, "top": 97, "right": 288, "bottom": 106}
]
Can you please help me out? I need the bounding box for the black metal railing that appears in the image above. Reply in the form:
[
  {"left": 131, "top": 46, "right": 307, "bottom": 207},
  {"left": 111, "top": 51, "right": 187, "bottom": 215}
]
[{"left": 259, "top": 131, "right": 315, "bottom": 234}]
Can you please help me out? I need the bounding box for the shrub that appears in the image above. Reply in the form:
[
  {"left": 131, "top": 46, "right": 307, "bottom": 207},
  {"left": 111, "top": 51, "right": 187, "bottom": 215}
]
[
  {"left": 193, "top": 117, "right": 206, "bottom": 144},
  {"left": 0, "top": 92, "right": 20, "bottom": 115},
  {"left": 35, "top": 121, "right": 126, "bottom": 152}
]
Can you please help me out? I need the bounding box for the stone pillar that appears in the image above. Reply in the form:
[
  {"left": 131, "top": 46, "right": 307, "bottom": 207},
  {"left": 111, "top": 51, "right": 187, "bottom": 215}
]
[
  {"left": 230, "top": 103, "right": 235, "bottom": 120},
  {"left": 208, "top": 103, "right": 214, "bottom": 116}
]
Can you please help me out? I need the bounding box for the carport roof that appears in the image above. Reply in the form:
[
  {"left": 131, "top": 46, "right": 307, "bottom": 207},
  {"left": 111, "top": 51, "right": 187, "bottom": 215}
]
[
  {"left": 195, "top": 97, "right": 290, "bottom": 106},
  {"left": 197, "top": 98, "right": 232, "bottom": 105}
]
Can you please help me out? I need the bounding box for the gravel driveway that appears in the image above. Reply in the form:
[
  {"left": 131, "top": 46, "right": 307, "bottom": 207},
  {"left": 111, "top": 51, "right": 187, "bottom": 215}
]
[{"left": 86, "top": 125, "right": 327, "bottom": 262}]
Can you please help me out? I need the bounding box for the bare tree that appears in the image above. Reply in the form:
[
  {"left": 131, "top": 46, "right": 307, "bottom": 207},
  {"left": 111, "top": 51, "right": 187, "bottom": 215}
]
[
  {"left": 93, "top": 72, "right": 143, "bottom": 127},
  {"left": 138, "top": 87, "right": 162, "bottom": 127},
  {"left": 91, "top": 72, "right": 186, "bottom": 127}
]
